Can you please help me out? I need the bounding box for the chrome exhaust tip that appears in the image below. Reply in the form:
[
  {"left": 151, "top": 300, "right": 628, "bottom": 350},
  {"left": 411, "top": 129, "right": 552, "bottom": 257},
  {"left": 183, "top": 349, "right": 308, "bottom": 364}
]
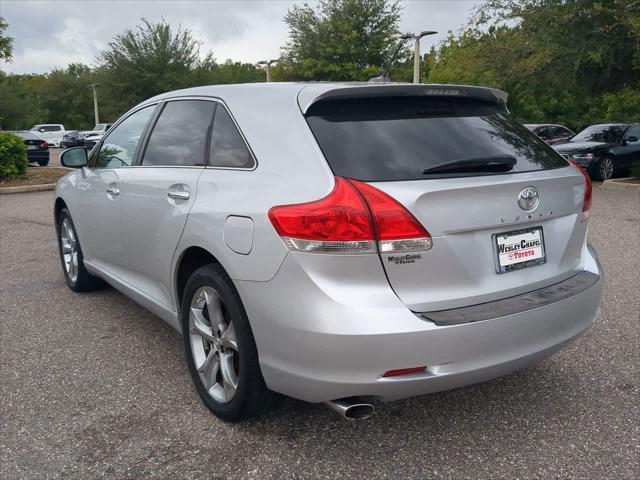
[{"left": 325, "top": 397, "right": 375, "bottom": 420}]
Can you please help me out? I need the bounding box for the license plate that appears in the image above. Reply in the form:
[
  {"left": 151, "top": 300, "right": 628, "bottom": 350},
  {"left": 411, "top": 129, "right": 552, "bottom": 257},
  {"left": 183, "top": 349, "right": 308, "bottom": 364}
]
[
  {"left": 27, "top": 145, "right": 37, "bottom": 150},
  {"left": 494, "top": 227, "right": 546, "bottom": 273}
]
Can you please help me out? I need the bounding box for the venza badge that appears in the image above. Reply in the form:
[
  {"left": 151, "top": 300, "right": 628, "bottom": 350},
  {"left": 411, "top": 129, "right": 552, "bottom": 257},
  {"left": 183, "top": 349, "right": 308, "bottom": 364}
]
[{"left": 517, "top": 186, "right": 539, "bottom": 212}]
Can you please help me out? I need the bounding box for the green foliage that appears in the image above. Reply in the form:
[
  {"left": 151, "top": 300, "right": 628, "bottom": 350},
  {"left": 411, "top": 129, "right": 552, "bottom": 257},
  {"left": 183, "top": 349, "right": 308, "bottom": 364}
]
[
  {"left": 428, "top": 0, "right": 640, "bottom": 129},
  {"left": 278, "top": 0, "right": 404, "bottom": 81},
  {"left": 98, "top": 19, "right": 215, "bottom": 112},
  {"left": 0, "top": 64, "right": 98, "bottom": 130},
  {"left": 0, "top": 20, "right": 264, "bottom": 130},
  {"left": 0, "top": 16, "right": 13, "bottom": 63},
  {"left": 0, "top": 132, "right": 28, "bottom": 179},
  {"left": 1, "top": 3, "right": 638, "bottom": 132}
]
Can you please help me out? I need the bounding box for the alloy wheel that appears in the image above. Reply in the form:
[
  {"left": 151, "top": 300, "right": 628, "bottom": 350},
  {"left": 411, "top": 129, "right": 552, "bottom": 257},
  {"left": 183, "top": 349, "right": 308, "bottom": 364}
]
[
  {"left": 189, "top": 286, "right": 239, "bottom": 403},
  {"left": 60, "top": 218, "right": 79, "bottom": 283},
  {"left": 600, "top": 158, "right": 614, "bottom": 180}
]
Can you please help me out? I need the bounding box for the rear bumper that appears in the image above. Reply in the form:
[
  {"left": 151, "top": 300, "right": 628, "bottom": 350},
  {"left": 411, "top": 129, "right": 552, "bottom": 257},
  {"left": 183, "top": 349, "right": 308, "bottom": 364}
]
[
  {"left": 237, "top": 245, "right": 603, "bottom": 403},
  {"left": 27, "top": 151, "right": 49, "bottom": 162}
]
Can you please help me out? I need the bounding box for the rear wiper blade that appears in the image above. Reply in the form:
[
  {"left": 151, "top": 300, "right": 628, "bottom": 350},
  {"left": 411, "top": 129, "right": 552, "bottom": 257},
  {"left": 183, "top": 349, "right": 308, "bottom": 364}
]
[{"left": 422, "top": 155, "right": 517, "bottom": 175}]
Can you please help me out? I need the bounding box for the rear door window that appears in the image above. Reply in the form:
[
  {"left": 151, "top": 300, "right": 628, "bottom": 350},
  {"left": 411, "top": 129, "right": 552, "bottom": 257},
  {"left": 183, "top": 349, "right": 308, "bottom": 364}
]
[
  {"left": 142, "top": 100, "right": 216, "bottom": 166},
  {"left": 305, "top": 97, "right": 566, "bottom": 181}
]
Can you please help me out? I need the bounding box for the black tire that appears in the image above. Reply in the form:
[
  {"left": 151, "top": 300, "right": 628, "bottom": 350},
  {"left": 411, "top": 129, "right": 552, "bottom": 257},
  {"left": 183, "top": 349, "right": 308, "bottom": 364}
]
[
  {"left": 56, "top": 208, "right": 103, "bottom": 292},
  {"left": 591, "top": 156, "right": 614, "bottom": 181},
  {"left": 182, "top": 263, "right": 279, "bottom": 422},
  {"left": 38, "top": 160, "right": 49, "bottom": 166}
]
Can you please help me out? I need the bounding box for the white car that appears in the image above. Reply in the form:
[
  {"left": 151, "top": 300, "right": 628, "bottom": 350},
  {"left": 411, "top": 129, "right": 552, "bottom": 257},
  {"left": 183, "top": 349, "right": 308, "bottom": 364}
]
[{"left": 29, "top": 124, "right": 65, "bottom": 147}]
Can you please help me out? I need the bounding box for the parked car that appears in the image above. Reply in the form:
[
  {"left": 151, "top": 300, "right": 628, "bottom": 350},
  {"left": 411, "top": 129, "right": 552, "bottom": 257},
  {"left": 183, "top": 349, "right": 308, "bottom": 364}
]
[
  {"left": 524, "top": 124, "right": 575, "bottom": 145},
  {"left": 14, "top": 131, "right": 49, "bottom": 165},
  {"left": 60, "top": 130, "right": 85, "bottom": 148},
  {"left": 54, "top": 83, "right": 603, "bottom": 422},
  {"left": 82, "top": 123, "right": 113, "bottom": 137},
  {"left": 29, "top": 124, "right": 65, "bottom": 147},
  {"left": 554, "top": 123, "right": 640, "bottom": 181}
]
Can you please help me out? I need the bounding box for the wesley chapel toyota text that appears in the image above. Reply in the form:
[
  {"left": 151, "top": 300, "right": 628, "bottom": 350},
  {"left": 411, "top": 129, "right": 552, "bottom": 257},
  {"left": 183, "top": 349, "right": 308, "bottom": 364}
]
[{"left": 54, "top": 83, "right": 603, "bottom": 421}]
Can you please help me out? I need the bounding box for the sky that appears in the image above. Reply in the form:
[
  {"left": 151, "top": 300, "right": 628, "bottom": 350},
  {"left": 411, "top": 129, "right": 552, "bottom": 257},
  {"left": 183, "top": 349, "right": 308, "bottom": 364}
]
[{"left": 1, "top": 0, "right": 482, "bottom": 74}]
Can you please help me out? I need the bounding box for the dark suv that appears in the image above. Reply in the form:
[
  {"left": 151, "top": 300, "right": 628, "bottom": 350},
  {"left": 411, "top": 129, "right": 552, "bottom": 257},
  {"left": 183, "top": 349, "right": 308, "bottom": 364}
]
[{"left": 554, "top": 123, "right": 640, "bottom": 181}]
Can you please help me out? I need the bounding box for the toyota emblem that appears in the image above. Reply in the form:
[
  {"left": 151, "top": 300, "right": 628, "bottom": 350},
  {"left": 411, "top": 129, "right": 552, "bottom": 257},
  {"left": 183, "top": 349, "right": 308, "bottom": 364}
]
[{"left": 517, "top": 186, "right": 539, "bottom": 212}]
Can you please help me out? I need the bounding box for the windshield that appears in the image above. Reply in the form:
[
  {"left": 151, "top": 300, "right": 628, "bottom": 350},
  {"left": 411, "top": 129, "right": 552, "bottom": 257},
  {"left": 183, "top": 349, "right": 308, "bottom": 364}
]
[
  {"left": 305, "top": 97, "right": 566, "bottom": 181},
  {"left": 571, "top": 125, "right": 626, "bottom": 143}
]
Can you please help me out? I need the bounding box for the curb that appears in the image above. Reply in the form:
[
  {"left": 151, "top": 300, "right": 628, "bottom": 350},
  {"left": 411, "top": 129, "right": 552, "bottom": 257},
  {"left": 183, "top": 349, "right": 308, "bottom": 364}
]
[
  {"left": 601, "top": 178, "right": 640, "bottom": 189},
  {"left": 0, "top": 184, "right": 56, "bottom": 195}
]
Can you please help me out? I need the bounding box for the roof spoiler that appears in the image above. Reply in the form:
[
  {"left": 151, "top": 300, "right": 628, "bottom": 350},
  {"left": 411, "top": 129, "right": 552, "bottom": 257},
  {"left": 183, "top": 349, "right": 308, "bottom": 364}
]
[{"left": 298, "top": 83, "right": 508, "bottom": 114}]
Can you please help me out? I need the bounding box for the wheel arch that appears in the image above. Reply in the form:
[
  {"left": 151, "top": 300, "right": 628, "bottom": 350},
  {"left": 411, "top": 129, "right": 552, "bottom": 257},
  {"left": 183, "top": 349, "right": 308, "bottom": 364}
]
[
  {"left": 174, "top": 246, "right": 233, "bottom": 315},
  {"left": 53, "top": 197, "right": 68, "bottom": 226}
]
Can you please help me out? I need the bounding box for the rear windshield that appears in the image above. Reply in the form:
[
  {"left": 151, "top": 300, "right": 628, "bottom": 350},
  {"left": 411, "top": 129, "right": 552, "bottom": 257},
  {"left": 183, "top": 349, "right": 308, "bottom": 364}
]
[{"left": 305, "top": 97, "right": 566, "bottom": 181}]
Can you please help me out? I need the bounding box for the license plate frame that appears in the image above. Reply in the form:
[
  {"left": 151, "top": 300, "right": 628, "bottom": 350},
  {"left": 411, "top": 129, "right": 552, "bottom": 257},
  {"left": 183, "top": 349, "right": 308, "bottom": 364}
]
[{"left": 493, "top": 226, "right": 546, "bottom": 274}]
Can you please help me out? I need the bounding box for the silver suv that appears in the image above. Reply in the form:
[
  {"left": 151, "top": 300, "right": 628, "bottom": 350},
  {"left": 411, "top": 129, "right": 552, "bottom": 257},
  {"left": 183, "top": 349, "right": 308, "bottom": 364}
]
[{"left": 55, "top": 83, "right": 603, "bottom": 421}]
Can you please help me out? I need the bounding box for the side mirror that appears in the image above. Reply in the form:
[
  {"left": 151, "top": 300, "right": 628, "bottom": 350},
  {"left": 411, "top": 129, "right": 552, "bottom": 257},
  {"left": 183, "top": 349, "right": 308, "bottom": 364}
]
[
  {"left": 60, "top": 147, "right": 88, "bottom": 168},
  {"left": 39, "top": 128, "right": 46, "bottom": 133},
  {"left": 625, "top": 136, "right": 638, "bottom": 143}
]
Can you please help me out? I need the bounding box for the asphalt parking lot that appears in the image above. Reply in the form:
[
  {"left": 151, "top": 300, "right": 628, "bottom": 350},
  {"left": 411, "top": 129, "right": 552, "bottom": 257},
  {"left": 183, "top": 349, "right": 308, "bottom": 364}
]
[{"left": 1, "top": 185, "right": 638, "bottom": 479}]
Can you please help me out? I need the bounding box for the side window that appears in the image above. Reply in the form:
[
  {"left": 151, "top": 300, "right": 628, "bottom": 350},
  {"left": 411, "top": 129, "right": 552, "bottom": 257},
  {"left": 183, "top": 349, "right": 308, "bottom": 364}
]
[
  {"left": 94, "top": 106, "right": 155, "bottom": 168},
  {"left": 45, "top": 125, "right": 61, "bottom": 132},
  {"left": 624, "top": 126, "right": 640, "bottom": 141},
  {"left": 536, "top": 126, "right": 551, "bottom": 139},
  {"left": 209, "top": 106, "right": 254, "bottom": 168},
  {"left": 142, "top": 100, "right": 215, "bottom": 166}
]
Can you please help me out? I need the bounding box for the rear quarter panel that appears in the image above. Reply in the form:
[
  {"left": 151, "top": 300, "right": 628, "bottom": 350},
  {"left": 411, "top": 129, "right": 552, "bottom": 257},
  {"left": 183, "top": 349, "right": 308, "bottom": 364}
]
[{"left": 174, "top": 88, "right": 335, "bottom": 283}]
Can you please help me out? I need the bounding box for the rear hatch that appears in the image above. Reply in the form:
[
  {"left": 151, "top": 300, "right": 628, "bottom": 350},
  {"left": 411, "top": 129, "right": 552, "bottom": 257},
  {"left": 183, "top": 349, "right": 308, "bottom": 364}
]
[{"left": 305, "top": 93, "right": 588, "bottom": 312}]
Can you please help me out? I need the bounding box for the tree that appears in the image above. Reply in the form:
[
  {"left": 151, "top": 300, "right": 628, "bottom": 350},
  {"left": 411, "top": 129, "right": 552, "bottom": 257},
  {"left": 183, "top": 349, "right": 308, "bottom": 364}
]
[
  {"left": 0, "top": 17, "right": 13, "bottom": 64},
  {"left": 279, "top": 0, "right": 404, "bottom": 81},
  {"left": 428, "top": 0, "right": 640, "bottom": 128},
  {"left": 98, "top": 19, "right": 214, "bottom": 112}
]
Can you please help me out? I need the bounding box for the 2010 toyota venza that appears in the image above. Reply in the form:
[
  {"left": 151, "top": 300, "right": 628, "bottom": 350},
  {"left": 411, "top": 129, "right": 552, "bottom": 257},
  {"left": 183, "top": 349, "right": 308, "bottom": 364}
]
[{"left": 55, "top": 83, "right": 603, "bottom": 421}]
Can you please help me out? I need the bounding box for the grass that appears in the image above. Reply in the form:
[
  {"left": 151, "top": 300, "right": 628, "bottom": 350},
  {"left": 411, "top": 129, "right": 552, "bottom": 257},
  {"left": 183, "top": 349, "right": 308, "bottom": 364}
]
[{"left": 0, "top": 167, "right": 70, "bottom": 188}]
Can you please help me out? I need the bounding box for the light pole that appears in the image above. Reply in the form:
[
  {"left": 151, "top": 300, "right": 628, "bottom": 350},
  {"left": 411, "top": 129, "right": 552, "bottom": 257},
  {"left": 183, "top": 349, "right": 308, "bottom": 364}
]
[
  {"left": 401, "top": 31, "right": 437, "bottom": 83},
  {"left": 257, "top": 59, "right": 278, "bottom": 82},
  {"left": 88, "top": 84, "right": 100, "bottom": 125}
]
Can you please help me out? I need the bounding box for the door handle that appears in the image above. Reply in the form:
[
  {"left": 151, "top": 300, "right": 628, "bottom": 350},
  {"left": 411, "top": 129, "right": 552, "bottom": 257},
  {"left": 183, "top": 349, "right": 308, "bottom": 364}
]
[
  {"left": 168, "top": 184, "right": 190, "bottom": 201},
  {"left": 106, "top": 186, "right": 120, "bottom": 196},
  {"left": 168, "top": 190, "right": 190, "bottom": 200}
]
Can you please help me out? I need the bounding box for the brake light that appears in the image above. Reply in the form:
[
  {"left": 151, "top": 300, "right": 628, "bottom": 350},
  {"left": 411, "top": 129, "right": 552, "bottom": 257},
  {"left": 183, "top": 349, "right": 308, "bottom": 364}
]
[
  {"left": 268, "top": 177, "right": 432, "bottom": 254},
  {"left": 568, "top": 160, "right": 592, "bottom": 213},
  {"left": 40, "top": 142, "right": 49, "bottom": 148}
]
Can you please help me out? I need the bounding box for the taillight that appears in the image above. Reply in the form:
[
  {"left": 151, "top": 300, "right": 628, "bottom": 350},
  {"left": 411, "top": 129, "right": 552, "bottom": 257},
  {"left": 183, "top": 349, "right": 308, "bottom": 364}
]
[
  {"left": 348, "top": 179, "right": 432, "bottom": 253},
  {"left": 268, "top": 177, "right": 432, "bottom": 254},
  {"left": 568, "top": 160, "right": 592, "bottom": 214},
  {"left": 40, "top": 142, "right": 49, "bottom": 148}
]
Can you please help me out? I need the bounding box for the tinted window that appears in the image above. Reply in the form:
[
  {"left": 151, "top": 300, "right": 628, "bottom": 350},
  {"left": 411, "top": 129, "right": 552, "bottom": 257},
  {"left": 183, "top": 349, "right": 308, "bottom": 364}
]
[
  {"left": 142, "top": 100, "right": 215, "bottom": 166},
  {"left": 571, "top": 125, "right": 626, "bottom": 143},
  {"left": 624, "top": 125, "right": 640, "bottom": 141},
  {"left": 209, "top": 106, "right": 254, "bottom": 168},
  {"left": 537, "top": 126, "right": 552, "bottom": 139},
  {"left": 306, "top": 97, "right": 566, "bottom": 181},
  {"left": 94, "top": 106, "right": 155, "bottom": 168}
]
